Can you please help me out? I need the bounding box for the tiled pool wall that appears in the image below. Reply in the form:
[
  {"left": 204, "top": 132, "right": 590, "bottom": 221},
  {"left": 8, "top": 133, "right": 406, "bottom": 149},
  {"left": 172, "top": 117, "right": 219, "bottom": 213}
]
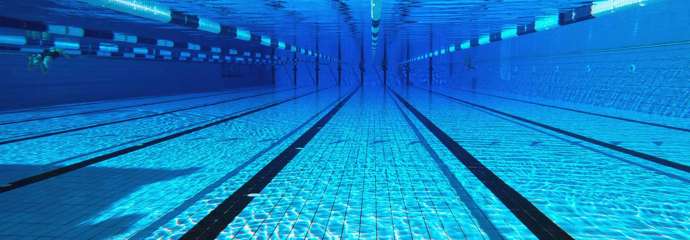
[
  {"left": 428, "top": 0, "right": 690, "bottom": 118},
  {"left": 0, "top": 51, "right": 274, "bottom": 110}
]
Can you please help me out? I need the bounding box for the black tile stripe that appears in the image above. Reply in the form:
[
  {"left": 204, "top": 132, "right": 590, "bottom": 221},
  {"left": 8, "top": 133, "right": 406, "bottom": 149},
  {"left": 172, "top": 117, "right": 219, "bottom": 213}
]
[
  {"left": 441, "top": 87, "right": 690, "bottom": 133},
  {"left": 180, "top": 87, "right": 360, "bottom": 240},
  {"left": 426, "top": 89, "right": 690, "bottom": 173},
  {"left": 389, "top": 90, "right": 504, "bottom": 240},
  {"left": 0, "top": 90, "right": 246, "bottom": 126},
  {"left": 0, "top": 88, "right": 297, "bottom": 145},
  {"left": 391, "top": 90, "right": 573, "bottom": 240},
  {"left": 0, "top": 89, "right": 323, "bottom": 194},
  {"left": 128, "top": 87, "right": 345, "bottom": 239}
]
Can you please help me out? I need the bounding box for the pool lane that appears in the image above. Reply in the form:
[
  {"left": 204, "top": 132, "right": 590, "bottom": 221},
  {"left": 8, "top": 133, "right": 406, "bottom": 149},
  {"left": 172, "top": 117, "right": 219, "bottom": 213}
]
[
  {"left": 0, "top": 87, "right": 348, "bottom": 240},
  {"left": 216, "top": 89, "right": 514, "bottom": 240},
  {"left": 392, "top": 90, "right": 571, "bottom": 240},
  {"left": 399, "top": 87, "right": 690, "bottom": 239},
  {"left": 444, "top": 87, "right": 690, "bottom": 132},
  {"left": 0, "top": 88, "right": 299, "bottom": 145},
  {"left": 0, "top": 87, "right": 315, "bottom": 185},
  {"left": 430, "top": 87, "right": 690, "bottom": 172},
  {"left": 0, "top": 87, "right": 264, "bottom": 124},
  {"left": 0, "top": 87, "right": 280, "bottom": 141},
  {"left": 181, "top": 86, "right": 359, "bottom": 240}
]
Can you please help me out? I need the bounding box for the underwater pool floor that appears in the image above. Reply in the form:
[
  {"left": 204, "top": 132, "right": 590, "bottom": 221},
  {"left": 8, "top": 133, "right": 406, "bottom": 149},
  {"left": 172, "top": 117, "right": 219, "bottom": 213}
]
[{"left": 0, "top": 86, "right": 688, "bottom": 239}]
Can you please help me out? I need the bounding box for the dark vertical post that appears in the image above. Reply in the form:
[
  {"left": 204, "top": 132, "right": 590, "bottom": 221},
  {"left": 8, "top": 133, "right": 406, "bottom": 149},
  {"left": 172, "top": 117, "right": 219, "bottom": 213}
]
[
  {"left": 271, "top": 47, "right": 276, "bottom": 87},
  {"left": 292, "top": 35, "right": 297, "bottom": 88},
  {"left": 315, "top": 25, "right": 320, "bottom": 88},
  {"left": 449, "top": 49, "right": 454, "bottom": 77},
  {"left": 359, "top": 34, "right": 365, "bottom": 85},
  {"left": 293, "top": 51, "right": 298, "bottom": 88},
  {"left": 335, "top": 24, "right": 343, "bottom": 87},
  {"left": 406, "top": 38, "right": 410, "bottom": 86},
  {"left": 337, "top": 31, "right": 342, "bottom": 87},
  {"left": 428, "top": 26, "right": 433, "bottom": 90},
  {"left": 382, "top": 34, "right": 388, "bottom": 86}
]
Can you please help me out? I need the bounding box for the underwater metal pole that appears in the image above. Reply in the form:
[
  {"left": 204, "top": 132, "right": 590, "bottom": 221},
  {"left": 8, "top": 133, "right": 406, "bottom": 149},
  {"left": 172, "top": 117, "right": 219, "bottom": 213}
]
[
  {"left": 315, "top": 25, "right": 320, "bottom": 88},
  {"left": 405, "top": 37, "right": 410, "bottom": 86},
  {"left": 449, "top": 47, "right": 454, "bottom": 78},
  {"left": 428, "top": 26, "right": 433, "bottom": 91},
  {"left": 292, "top": 33, "right": 298, "bottom": 88},
  {"left": 359, "top": 34, "right": 365, "bottom": 85},
  {"left": 293, "top": 51, "right": 298, "bottom": 88},
  {"left": 271, "top": 47, "right": 276, "bottom": 87},
  {"left": 337, "top": 31, "right": 342, "bottom": 86},
  {"left": 382, "top": 34, "right": 388, "bottom": 87}
]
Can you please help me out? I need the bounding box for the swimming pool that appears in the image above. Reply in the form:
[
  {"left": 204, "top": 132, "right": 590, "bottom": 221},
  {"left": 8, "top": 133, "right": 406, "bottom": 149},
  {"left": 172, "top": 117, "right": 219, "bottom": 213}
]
[{"left": 1, "top": 0, "right": 689, "bottom": 239}]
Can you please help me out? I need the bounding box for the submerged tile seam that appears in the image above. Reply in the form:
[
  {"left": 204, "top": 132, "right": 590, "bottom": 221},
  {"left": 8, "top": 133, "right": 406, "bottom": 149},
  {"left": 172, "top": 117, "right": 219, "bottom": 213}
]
[
  {"left": 441, "top": 87, "right": 690, "bottom": 133},
  {"left": 180, "top": 86, "right": 360, "bottom": 240},
  {"left": 0, "top": 88, "right": 300, "bottom": 145},
  {"left": 129, "top": 87, "right": 347, "bottom": 239},
  {"left": 425, "top": 89, "right": 690, "bottom": 173},
  {"left": 0, "top": 88, "right": 327, "bottom": 194},
  {"left": 388, "top": 90, "right": 504, "bottom": 240},
  {"left": 391, "top": 90, "right": 573, "bottom": 240}
]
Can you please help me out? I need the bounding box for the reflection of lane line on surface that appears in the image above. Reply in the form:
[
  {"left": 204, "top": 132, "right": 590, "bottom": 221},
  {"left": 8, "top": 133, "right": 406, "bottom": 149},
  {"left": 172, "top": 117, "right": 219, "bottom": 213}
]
[
  {"left": 425, "top": 88, "right": 690, "bottom": 173},
  {"left": 181, "top": 86, "right": 359, "bottom": 240},
  {"left": 0, "top": 88, "right": 263, "bottom": 125},
  {"left": 441, "top": 86, "right": 690, "bottom": 133},
  {"left": 0, "top": 88, "right": 327, "bottom": 194},
  {"left": 132, "top": 87, "right": 347, "bottom": 240},
  {"left": 389, "top": 89, "right": 504, "bottom": 240},
  {"left": 392, "top": 90, "right": 573, "bottom": 240},
  {"left": 0, "top": 88, "right": 299, "bottom": 145}
]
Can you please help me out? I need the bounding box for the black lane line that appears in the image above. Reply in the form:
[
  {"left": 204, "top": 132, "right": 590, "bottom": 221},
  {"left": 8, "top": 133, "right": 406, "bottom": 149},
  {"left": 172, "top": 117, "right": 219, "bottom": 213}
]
[
  {"left": 128, "top": 87, "right": 346, "bottom": 239},
  {"left": 0, "top": 89, "right": 323, "bottom": 194},
  {"left": 425, "top": 89, "right": 690, "bottom": 173},
  {"left": 0, "top": 89, "right": 259, "bottom": 126},
  {"left": 441, "top": 87, "right": 690, "bottom": 133},
  {"left": 456, "top": 98, "right": 690, "bottom": 184},
  {"left": 388, "top": 90, "right": 504, "bottom": 240},
  {"left": 391, "top": 90, "right": 573, "bottom": 240},
  {"left": 0, "top": 88, "right": 296, "bottom": 145},
  {"left": 180, "top": 86, "right": 360, "bottom": 240}
]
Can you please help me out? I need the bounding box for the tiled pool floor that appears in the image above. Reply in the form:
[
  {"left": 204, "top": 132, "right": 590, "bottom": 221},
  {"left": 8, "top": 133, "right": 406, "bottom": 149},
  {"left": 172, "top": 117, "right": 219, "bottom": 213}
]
[{"left": 0, "top": 86, "right": 688, "bottom": 239}]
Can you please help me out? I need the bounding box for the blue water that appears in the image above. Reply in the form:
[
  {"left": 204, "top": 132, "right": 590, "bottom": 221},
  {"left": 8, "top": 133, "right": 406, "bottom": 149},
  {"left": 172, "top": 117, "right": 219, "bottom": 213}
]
[{"left": 1, "top": 0, "right": 689, "bottom": 239}]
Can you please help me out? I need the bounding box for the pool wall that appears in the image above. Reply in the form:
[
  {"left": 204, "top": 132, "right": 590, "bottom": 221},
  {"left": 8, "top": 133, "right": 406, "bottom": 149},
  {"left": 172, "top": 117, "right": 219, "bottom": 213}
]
[
  {"left": 425, "top": 0, "right": 690, "bottom": 118},
  {"left": 0, "top": 54, "right": 274, "bottom": 110}
]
